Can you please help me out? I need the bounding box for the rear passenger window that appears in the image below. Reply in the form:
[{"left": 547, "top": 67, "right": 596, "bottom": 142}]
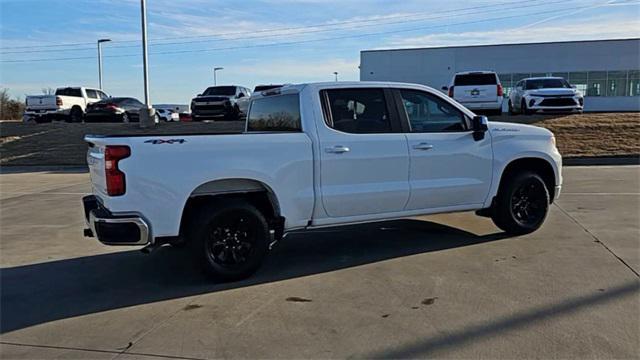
[
  {"left": 246, "top": 94, "right": 301, "bottom": 132},
  {"left": 322, "top": 88, "right": 391, "bottom": 134},
  {"left": 454, "top": 74, "right": 498, "bottom": 86},
  {"left": 86, "top": 89, "right": 98, "bottom": 99},
  {"left": 400, "top": 90, "right": 466, "bottom": 132}
]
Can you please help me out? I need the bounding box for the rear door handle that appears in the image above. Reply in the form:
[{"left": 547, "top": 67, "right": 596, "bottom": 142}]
[
  {"left": 412, "top": 143, "right": 434, "bottom": 150},
  {"left": 325, "top": 145, "right": 350, "bottom": 154}
]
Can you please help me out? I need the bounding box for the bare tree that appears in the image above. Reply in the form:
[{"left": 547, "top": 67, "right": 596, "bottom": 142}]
[
  {"left": 42, "top": 87, "right": 55, "bottom": 95},
  {"left": 0, "top": 88, "right": 26, "bottom": 120}
]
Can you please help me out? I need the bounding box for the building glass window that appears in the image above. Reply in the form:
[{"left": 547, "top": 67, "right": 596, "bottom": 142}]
[
  {"left": 551, "top": 72, "right": 569, "bottom": 80},
  {"left": 629, "top": 70, "right": 640, "bottom": 96},
  {"left": 568, "top": 72, "right": 588, "bottom": 95},
  {"left": 607, "top": 71, "right": 627, "bottom": 97},
  {"left": 513, "top": 73, "right": 530, "bottom": 82},
  {"left": 587, "top": 71, "right": 607, "bottom": 96}
]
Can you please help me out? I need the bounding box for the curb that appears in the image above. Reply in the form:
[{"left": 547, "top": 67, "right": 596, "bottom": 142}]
[
  {"left": 0, "top": 165, "right": 89, "bottom": 174},
  {"left": 563, "top": 155, "right": 640, "bottom": 166}
]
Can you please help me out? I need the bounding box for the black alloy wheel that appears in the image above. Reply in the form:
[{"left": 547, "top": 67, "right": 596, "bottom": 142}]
[
  {"left": 491, "top": 171, "right": 550, "bottom": 235},
  {"left": 510, "top": 178, "right": 547, "bottom": 228},
  {"left": 190, "top": 200, "right": 269, "bottom": 281},
  {"left": 206, "top": 211, "right": 258, "bottom": 267}
]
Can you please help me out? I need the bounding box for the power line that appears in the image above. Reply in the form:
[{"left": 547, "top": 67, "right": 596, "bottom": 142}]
[
  {"left": 0, "top": 0, "right": 556, "bottom": 52},
  {"left": 0, "top": 4, "right": 611, "bottom": 63}
]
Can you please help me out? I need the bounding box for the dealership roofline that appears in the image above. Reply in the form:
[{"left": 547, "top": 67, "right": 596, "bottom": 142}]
[{"left": 360, "top": 37, "right": 640, "bottom": 53}]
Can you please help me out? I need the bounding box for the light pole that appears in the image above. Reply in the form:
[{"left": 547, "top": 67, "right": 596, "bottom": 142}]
[
  {"left": 97, "top": 39, "right": 111, "bottom": 90},
  {"left": 333, "top": 71, "right": 338, "bottom": 81},
  {"left": 139, "top": 0, "right": 154, "bottom": 128},
  {"left": 214, "top": 67, "right": 224, "bottom": 85}
]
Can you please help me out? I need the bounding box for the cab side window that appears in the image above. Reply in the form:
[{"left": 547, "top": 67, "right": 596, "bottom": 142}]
[
  {"left": 86, "top": 89, "right": 98, "bottom": 99},
  {"left": 399, "top": 90, "right": 466, "bottom": 132},
  {"left": 322, "top": 88, "right": 392, "bottom": 134}
]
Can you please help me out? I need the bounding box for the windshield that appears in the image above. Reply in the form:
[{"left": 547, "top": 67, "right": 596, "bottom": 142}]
[
  {"left": 526, "top": 78, "right": 571, "bottom": 90},
  {"left": 454, "top": 73, "right": 497, "bottom": 86},
  {"left": 202, "top": 86, "right": 236, "bottom": 96}
]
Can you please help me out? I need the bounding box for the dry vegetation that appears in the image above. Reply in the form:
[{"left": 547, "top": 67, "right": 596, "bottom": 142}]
[{"left": 1, "top": 112, "right": 639, "bottom": 166}]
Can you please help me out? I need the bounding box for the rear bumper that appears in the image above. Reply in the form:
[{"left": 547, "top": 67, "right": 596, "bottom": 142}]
[
  {"left": 24, "top": 109, "right": 66, "bottom": 117},
  {"left": 460, "top": 101, "right": 503, "bottom": 110},
  {"left": 83, "top": 195, "right": 150, "bottom": 246}
]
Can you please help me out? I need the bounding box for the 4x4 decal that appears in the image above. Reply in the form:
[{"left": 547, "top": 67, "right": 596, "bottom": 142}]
[{"left": 144, "top": 139, "right": 186, "bottom": 144}]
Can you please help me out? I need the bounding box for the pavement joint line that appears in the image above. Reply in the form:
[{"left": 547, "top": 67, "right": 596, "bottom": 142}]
[
  {"left": 0, "top": 341, "right": 207, "bottom": 360},
  {"left": 553, "top": 203, "right": 640, "bottom": 279},
  {"left": 112, "top": 296, "right": 209, "bottom": 360}
]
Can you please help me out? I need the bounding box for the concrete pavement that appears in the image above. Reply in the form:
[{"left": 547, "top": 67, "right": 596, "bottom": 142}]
[{"left": 0, "top": 166, "right": 638, "bottom": 359}]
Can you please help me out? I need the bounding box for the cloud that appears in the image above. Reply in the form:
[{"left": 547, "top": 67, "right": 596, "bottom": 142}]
[
  {"left": 229, "top": 58, "right": 360, "bottom": 82},
  {"left": 380, "top": 14, "right": 640, "bottom": 49}
]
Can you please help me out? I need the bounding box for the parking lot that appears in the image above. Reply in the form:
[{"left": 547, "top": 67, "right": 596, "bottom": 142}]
[{"left": 0, "top": 165, "right": 638, "bottom": 359}]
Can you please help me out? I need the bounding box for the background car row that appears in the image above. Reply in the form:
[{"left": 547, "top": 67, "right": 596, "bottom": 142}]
[{"left": 443, "top": 72, "right": 584, "bottom": 115}]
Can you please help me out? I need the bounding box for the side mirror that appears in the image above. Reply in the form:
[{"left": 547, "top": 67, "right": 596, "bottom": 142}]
[
  {"left": 441, "top": 86, "right": 448, "bottom": 91},
  {"left": 197, "top": 93, "right": 202, "bottom": 96},
  {"left": 472, "top": 115, "right": 489, "bottom": 141}
]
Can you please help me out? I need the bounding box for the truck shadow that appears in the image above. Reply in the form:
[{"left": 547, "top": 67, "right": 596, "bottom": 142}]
[{"left": 1, "top": 219, "right": 509, "bottom": 333}]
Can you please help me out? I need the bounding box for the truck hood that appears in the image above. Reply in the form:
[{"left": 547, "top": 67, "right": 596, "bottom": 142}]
[
  {"left": 488, "top": 121, "right": 553, "bottom": 138},
  {"left": 525, "top": 88, "right": 577, "bottom": 97},
  {"left": 193, "top": 95, "right": 232, "bottom": 102}
]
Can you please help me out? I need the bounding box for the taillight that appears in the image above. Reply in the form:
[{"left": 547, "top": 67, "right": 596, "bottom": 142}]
[
  {"left": 105, "top": 145, "right": 130, "bottom": 196},
  {"left": 448, "top": 86, "right": 454, "bottom": 97},
  {"left": 56, "top": 96, "right": 63, "bottom": 106},
  {"left": 497, "top": 84, "right": 503, "bottom": 97}
]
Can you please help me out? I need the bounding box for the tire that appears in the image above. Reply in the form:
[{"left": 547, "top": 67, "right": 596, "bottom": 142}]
[
  {"left": 521, "top": 99, "right": 534, "bottom": 115},
  {"left": 491, "top": 171, "right": 550, "bottom": 235},
  {"left": 188, "top": 200, "right": 269, "bottom": 281},
  {"left": 224, "top": 106, "right": 240, "bottom": 121},
  {"left": 69, "top": 107, "right": 83, "bottom": 123},
  {"left": 508, "top": 100, "right": 515, "bottom": 115}
]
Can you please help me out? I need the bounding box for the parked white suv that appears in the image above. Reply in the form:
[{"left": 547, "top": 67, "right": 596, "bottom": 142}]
[
  {"left": 443, "top": 71, "right": 503, "bottom": 115},
  {"left": 24, "top": 87, "right": 109, "bottom": 123},
  {"left": 83, "top": 82, "right": 561, "bottom": 281},
  {"left": 509, "top": 77, "right": 584, "bottom": 115}
]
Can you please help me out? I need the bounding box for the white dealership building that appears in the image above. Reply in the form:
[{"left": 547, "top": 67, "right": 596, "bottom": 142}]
[{"left": 360, "top": 38, "right": 640, "bottom": 112}]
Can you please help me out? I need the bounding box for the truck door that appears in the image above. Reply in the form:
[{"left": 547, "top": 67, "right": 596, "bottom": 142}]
[
  {"left": 394, "top": 88, "right": 493, "bottom": 210},
  {"left": 317, "top": 88, "right": 409, "bottom": 218}
]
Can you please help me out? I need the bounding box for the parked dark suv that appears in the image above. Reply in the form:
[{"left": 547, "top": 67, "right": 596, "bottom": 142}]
[{"left": 190, "top": 85, "right": 251, "bottom": 121}]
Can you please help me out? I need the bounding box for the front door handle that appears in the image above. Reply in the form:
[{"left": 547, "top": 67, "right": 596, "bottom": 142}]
[
  {"left": 325, "top": 145, "right": 350, "bottom": 154},
  {"left": 412, "top": 143, "right": 434, "bottom": 150}
]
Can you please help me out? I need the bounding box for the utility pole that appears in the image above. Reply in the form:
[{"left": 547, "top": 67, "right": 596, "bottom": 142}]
[
  {"left": 97, "top": 39, "right": 111, "bottom": 90},
  {"left": 333, "top": 71, "right": 339, "bottom": 81},
  {"left": 214, "top": 67, "right": 224, "bottom": 86},
  {"left": 139, "top": 0, "right": 155, "bottom": 128}
]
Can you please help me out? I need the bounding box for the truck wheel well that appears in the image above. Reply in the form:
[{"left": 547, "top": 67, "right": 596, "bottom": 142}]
[
  {"left": 179, "top": 191, "right": 280, "bottom": 240},
  {"left": 499, "top": 158, "right": 556, "bottom": 202}
]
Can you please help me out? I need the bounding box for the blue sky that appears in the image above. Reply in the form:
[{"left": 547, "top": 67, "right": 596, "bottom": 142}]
[{"left": 1, "top": 0, "right": 639, "bottom": 104}]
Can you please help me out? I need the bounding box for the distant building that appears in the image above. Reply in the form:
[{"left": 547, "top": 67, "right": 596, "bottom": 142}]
[{"left": 360, "top": 38, "right": 640, "bottom": 112}]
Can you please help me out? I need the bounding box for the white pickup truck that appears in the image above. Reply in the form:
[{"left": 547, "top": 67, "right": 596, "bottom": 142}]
[
  {"left": 83, "top": 82, "right": 562, "bottom": 281},
  {"left": 24, "top": 87, "right": 109, "bottom": 123}
]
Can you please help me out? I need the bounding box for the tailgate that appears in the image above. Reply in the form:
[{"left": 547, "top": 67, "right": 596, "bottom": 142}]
[
  {"left": 85, "top": 137, "right": 108, "bottom": 198},
  {"left": 455, "top": 85, "right": 498, "bottom": 103},
  {"left": 26, "top": 95, "right": 57, "bottom": 110}
]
